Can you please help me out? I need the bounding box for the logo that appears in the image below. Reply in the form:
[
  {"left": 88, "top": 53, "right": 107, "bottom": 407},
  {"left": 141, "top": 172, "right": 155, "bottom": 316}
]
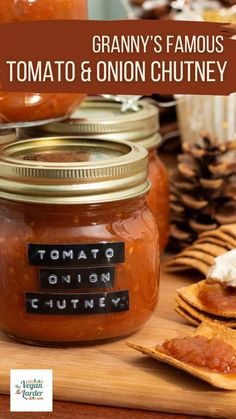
[
  {"left": 10, "top": 370, "right": 53, "bottom": 412},
  {"left": 15, "top": 379, "right": 44, "bottom": 400}
]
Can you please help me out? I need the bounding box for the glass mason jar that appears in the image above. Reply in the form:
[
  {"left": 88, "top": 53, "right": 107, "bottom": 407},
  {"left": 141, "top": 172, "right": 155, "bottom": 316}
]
[
  {"left": 0, "top": 137, "right": 159, "bottom": 345},
  {"left": 39, "top": 97, "right": 170, "bottom": 251},
  {"left": 0, "top": 0, "right": 87, "bottom": 127},
  {"left": 147, "top": 147, "right": 169, "bottom": 251}
]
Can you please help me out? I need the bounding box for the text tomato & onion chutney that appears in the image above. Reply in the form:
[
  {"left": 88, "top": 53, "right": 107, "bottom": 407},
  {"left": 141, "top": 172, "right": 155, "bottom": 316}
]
[
  {"left": 41, "top": 98, "right": 170, "bottom": 251},
  {"left": 0, "top": 138, "right": 159, "bottom": 345},
  {"left": 0, "top": 0, "right": 87, "bottom": 126}
]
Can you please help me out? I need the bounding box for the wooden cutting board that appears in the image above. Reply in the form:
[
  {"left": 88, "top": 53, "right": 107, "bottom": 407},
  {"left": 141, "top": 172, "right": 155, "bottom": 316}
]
[{"left": 0, "top": 261, "right": 235, "bottom": 419}]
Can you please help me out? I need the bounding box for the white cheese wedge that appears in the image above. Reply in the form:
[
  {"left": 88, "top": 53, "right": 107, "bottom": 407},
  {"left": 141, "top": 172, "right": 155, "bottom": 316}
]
[{"left": 208, "top": 249, "right": 236, "bottom": 288}]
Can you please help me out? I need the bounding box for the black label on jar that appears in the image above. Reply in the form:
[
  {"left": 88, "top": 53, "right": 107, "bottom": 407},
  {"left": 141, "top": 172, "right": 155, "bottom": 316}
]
[
  {"left": 28, "top": 243, "right": 125, "bottom": 266},
  {"left": 25, "top": 291, "right": 129, "bottom": 315},
  {"left": 40, "top": 267, "right": 115, "bottom": 289}
]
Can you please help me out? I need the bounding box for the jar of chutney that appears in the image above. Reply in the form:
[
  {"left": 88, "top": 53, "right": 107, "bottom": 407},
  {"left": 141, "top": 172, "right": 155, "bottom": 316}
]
[
  {"left": 0, "top": 137, "right": 159, "bottom": 345},
  {"left": 0, "top": 0, "right": 87, "bottom": 126},
  {"left": 41, "top": 97, "right": 170, "bottom": 251}
]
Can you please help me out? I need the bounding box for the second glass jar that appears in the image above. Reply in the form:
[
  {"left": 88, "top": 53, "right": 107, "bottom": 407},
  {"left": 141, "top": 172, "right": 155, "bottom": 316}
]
[
  {"left": 0, "top": 0, "right": 87, "bottom": 126},
  {"left": 40, "top": 98, "right": 170, "bottom": 251}
]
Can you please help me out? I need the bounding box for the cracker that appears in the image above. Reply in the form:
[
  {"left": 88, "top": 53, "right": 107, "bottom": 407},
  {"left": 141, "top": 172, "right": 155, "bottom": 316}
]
[
  {"left": 172, "top": 250, "right": 215, "bottom": 266},
  {"left": 127, "top": 321, "right": 236, "bottom": 390},
  {"left": 178, "top": 280, "right": 236, "bottom": 318},
  {"left": 199, "top": 231, "right": 236, "bottom": 247},
  {"left": 175, "top": 295, "right": 236, "bottom": 328},
  {"left": 175, "top": 306, "right": 200, "bottom": 327},
  {"left": 220, "top": 224, "right": 236, "bottom": 241},
  {"left": 187, "top": 243, "right": 227, "bottom": 257},
  {"left": 195, "top": 237, "right": 233, "bottom": 250},
  {"left": 165, "top": 265, "right": 191, "bottom": 272},
  {"left": 166, "top": 257, "right": 210, "bottom": 276},
  {"left": 200, "top": 229, "right": 221, "bottom": 238}
]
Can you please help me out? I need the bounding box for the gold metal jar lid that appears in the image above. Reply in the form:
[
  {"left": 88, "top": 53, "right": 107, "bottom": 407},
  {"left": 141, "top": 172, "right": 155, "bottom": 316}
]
[
  {"left": 0, "top": 129, "right": 16, "bottom": 149},
  {"left": 0, "top": 137, "right": 150, "bottom": 205},
  {"left": 40, "top": 97, "right": 161, "bottom": 150}
]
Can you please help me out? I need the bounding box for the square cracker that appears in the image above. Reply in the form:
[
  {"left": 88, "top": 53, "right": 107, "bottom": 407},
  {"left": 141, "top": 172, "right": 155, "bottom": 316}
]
[
  {"left": 172, "top": 250, "right": 215, "bottom": 266},
  {"left": 175, "top": 295, "right": 236, "bottom": 328},
  {"left": 195, "top": 237, "right": 233, "bottom": 250},
  {"left": 175, "top": 306, "right": 200, "bottom": 327},
  {"left": 166, "top": 257, "right": 210, "bottom": 276},
  {"left": 199, "top": 231, "right": 236, "bottom": 247},
  {"left": 127, "top": 321, "right": 236, "bottom": 390},
  {"left": 171, "top": 246, "right": 215, "bottom": 266},
  {"left": 178, "top": 280, "right": 236, "bottom": 318},
  {"left": 186, "top": 243, "right": 227, "bottom": 257},
  {"left": 220, "top": 224, "right": 236, "bottom": 241}
]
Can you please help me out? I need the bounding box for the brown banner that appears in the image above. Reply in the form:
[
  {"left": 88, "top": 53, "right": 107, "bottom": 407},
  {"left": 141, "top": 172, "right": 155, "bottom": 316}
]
[{"left": 0, "top": 20, "right": 235, "bottom": 95}]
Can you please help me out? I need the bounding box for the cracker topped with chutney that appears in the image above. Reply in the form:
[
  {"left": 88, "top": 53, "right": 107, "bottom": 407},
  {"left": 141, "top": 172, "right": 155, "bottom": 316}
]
[
  {"left": 175, "top": 249, "right": 236, "bottom": 327},
  {"left": 127, "top": 321, "right": 236, "bottom": 390}
]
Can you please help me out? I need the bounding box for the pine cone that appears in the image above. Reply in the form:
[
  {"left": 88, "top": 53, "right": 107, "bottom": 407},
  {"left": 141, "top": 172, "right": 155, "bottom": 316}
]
[{"left": 169, "top": 134, "right": 236, "bottom": 251}]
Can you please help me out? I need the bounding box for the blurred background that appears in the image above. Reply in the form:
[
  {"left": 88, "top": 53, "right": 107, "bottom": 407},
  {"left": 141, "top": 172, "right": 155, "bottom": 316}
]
[
  {"left": 88, "top": 0, "right": 236, "bottom": 21},
  {"left": 88, "top": 0, "right": 127, "bottom": 20}
]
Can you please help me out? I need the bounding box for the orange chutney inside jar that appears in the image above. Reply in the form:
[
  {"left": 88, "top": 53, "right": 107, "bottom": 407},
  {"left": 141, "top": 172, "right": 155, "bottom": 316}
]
[
  {"left": 0, "top": 138, "right": 159, "bottom": 345},
  {"left": 0, "top": 0, "right": 87, "bottom": 125}
]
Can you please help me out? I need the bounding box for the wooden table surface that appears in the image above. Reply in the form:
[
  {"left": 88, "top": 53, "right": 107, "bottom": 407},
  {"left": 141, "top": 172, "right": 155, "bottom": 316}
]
[
  {"left": 0, "top": 395, "right": 211, "bottom": 418},
  {"left": 0, "top": 265, "right": 217, "bottom": 419}
]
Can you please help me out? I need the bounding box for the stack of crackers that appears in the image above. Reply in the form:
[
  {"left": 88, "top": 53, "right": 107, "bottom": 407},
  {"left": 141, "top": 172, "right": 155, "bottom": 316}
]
[
  {"left": 166, "top": 224, "right": 236, "bottom": 276},
  {"left": 175, "top": 280, "right": 236, "bottom": 329}
]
